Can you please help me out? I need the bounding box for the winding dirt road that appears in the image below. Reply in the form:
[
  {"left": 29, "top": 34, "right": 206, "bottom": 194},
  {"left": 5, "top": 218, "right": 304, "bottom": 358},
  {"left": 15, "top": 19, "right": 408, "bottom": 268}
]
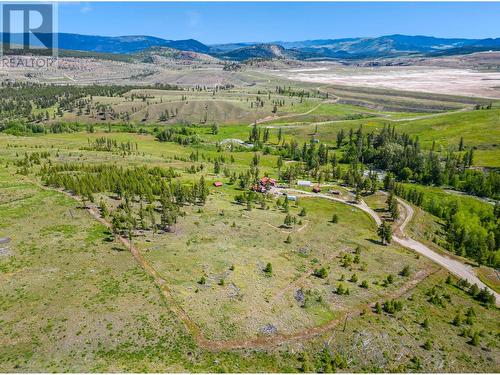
[
  {"left": 37, "top": 182, "right": 437, "bottom": 351},
  {"left": 394, "top": 198, "right": 500, "bottom": 306},
  {"left": 284, "top": 188, "right": 500, "bottom": 307},
  {"left": 249, "top": 101, "right": 325, "bottom": 126}
]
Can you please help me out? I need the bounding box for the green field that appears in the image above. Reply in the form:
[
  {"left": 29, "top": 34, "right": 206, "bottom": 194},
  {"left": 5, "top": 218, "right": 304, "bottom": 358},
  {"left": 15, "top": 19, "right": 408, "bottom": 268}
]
[
  {"left": 1, "top": 163, "right": 498, "bottom": 372},
  {"left": 0, "top": 80, "right": 499, "bottom": 372}
]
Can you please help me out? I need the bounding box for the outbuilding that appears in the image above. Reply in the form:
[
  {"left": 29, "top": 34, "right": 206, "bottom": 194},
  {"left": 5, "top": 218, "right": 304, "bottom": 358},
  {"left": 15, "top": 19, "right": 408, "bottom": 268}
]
[
  {"left": 213, "top": 181, "right": 223, "bottom": 187},
  {"left": 297, "top": 180, "right": 312, "bottom": 187}
]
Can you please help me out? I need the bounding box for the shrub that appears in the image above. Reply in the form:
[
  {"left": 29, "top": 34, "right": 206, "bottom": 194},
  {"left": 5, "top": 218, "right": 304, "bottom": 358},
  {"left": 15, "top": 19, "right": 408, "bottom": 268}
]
[
  {"left": 423, "top": 339, "right": 432, "bottom": 350},
  {"left": 410, "top": 356, "right": 421, "bottom": 370},
  {"left": 383, "top": 299, "right": 403, "bottom": 314},
  {"left": 422, "top": 318, "right": 429, "bottom": 329},
  {"left": 341, "top": 254, "right": 352, "bottom": 268},
  {"left": 466, "top": 307, "right": 476, "bottom": 317},
  {"left": 399, "top": 265, "right": 410, "bottom": 277},
  {"left": 457, "top": 278, "right": 470, "bottom": 289},
  {"left": 264, "top": 262, "right": 273, "bottom": 276},
  {"left": 476, "top": 287, "right": 495, "bottom": 306},
  {"left": 382, "top": 274, "right": 394, "bottom": 287},
  {"left": 468, "top": 284, "right": 480, "bottom": 297},
  {"left": 313, "top": 267, "right": 328, "bottom": 279},
  {"left": 470, "top": 331, "right": 480, "bottom": 346},
  {"left": 336, "top": 283, "right": 346, "bottom": 295},
  {"left": 360, "top": 280, "right": 369, "bottom": 289}
]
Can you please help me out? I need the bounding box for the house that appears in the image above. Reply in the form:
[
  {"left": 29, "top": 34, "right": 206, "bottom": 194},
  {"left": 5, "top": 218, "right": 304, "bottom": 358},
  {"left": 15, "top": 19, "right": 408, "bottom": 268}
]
[
  {"left": 312, "top": 186, "right": 321, "bottom": 193},
  {"left": 251, "top": 176, "right": 277, "bottom": 193},
  {"left": 260, "top": 177, "right": 276, "bottom": 186},
  {"left": 297, "top": 180, "right": 311, "bottom": 187},
  {"left": 213, "top": 181, "right": 223, "bottom": 187}
]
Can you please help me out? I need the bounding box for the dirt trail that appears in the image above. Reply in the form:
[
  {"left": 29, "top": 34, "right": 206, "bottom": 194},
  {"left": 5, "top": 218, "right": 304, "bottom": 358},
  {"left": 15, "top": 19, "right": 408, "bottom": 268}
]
[
  {"left": 256, "top": 107, "right": 472, "bottom": 131},
  {"left": 284, "top": 188, "right": 500, "bottom": 307},
  {"left": 249, "top": 85, "right": 472, "bottom": 129},
  {"left": 387, "top": 107, "right": 471, "bottom": 122},
  {"left": 247, "top": 101, "right": 325, "bottom": 127},
  {"left": 37, "top": 183, "right": 436, "bottom": 350},
  {"left": 394, "top": 198, "right": 500, "bottom": 306}
]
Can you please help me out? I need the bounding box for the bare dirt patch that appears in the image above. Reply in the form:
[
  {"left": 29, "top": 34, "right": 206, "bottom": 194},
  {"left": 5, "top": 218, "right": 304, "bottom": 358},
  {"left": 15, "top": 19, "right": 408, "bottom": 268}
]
[{"left": 274, "top": 65, "right": 500, "bottom": 99}]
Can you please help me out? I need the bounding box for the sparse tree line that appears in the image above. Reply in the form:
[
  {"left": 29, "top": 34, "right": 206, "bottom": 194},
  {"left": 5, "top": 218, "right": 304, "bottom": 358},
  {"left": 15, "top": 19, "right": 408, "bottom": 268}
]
[
  {"left": 0, "top": 82, "right": 180, "bottom": 122},
  {"left": 83, "top": 137, "right": 139, "bottom": 154},
  {"left": 247, "top": 123, "right": 498, "bottom": 200},
  {"left": 0, "top": 120, "right": 79, "bottom": 135},
  {"left": 238, "top": 124, "right": 499, "bottom": 267},
  {"left": 269, "top": 124, "right": 499, "bottom": 200},
  {"left": 156, "top": 126, "right": 201, "bottom": 146},
  {"left": 39, "top": 163, "right": 209, "bottom": 236},
  {"left": 274, "top": 85, "right": 328, "bottom": 100},
  {"left": 336, "top": 124, "right": 498, "bottom": 199}
]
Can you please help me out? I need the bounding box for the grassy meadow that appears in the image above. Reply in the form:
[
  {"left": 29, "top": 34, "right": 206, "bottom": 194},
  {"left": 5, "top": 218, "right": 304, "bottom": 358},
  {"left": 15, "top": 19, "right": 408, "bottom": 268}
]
[{"left": 0, "top": 81, "right": 498, "bottom": 372}]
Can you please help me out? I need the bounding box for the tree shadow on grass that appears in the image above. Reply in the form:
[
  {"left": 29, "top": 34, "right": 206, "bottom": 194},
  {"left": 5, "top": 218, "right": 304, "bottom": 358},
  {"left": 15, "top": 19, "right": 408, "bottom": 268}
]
[{"left": 365, "top": 238, "right": 383, "bottom": 246}]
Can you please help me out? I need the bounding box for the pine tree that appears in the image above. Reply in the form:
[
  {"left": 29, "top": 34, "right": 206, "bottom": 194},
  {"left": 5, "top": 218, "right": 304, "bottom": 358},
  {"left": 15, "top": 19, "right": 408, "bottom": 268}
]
[
  {"left": 264, "top": 262, "right": 273, "bottom": 276},
  {"left": 213, "top": 160, "right": 220, "bottom": 174},
  {"left": 99, "top": 198, "right": 108, "bottom": 218},
  {"left": 377, "top": 221, "right": 392, "bottom": 244}
]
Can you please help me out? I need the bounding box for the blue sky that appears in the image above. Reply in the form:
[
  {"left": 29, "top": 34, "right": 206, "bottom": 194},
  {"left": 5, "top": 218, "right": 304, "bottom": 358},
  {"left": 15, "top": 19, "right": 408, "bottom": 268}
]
[{"left": 57, "top": 2, "right": 500, "bottom": 44}]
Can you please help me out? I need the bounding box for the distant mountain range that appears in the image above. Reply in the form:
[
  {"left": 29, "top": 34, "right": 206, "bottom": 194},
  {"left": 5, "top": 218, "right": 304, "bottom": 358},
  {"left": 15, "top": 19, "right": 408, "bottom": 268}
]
[
  {"left": 2, "top": 33, "right": 500, "bottom": 61},
  {"left": 1, "top": 33, "right": 210, "bottom": 54}
]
